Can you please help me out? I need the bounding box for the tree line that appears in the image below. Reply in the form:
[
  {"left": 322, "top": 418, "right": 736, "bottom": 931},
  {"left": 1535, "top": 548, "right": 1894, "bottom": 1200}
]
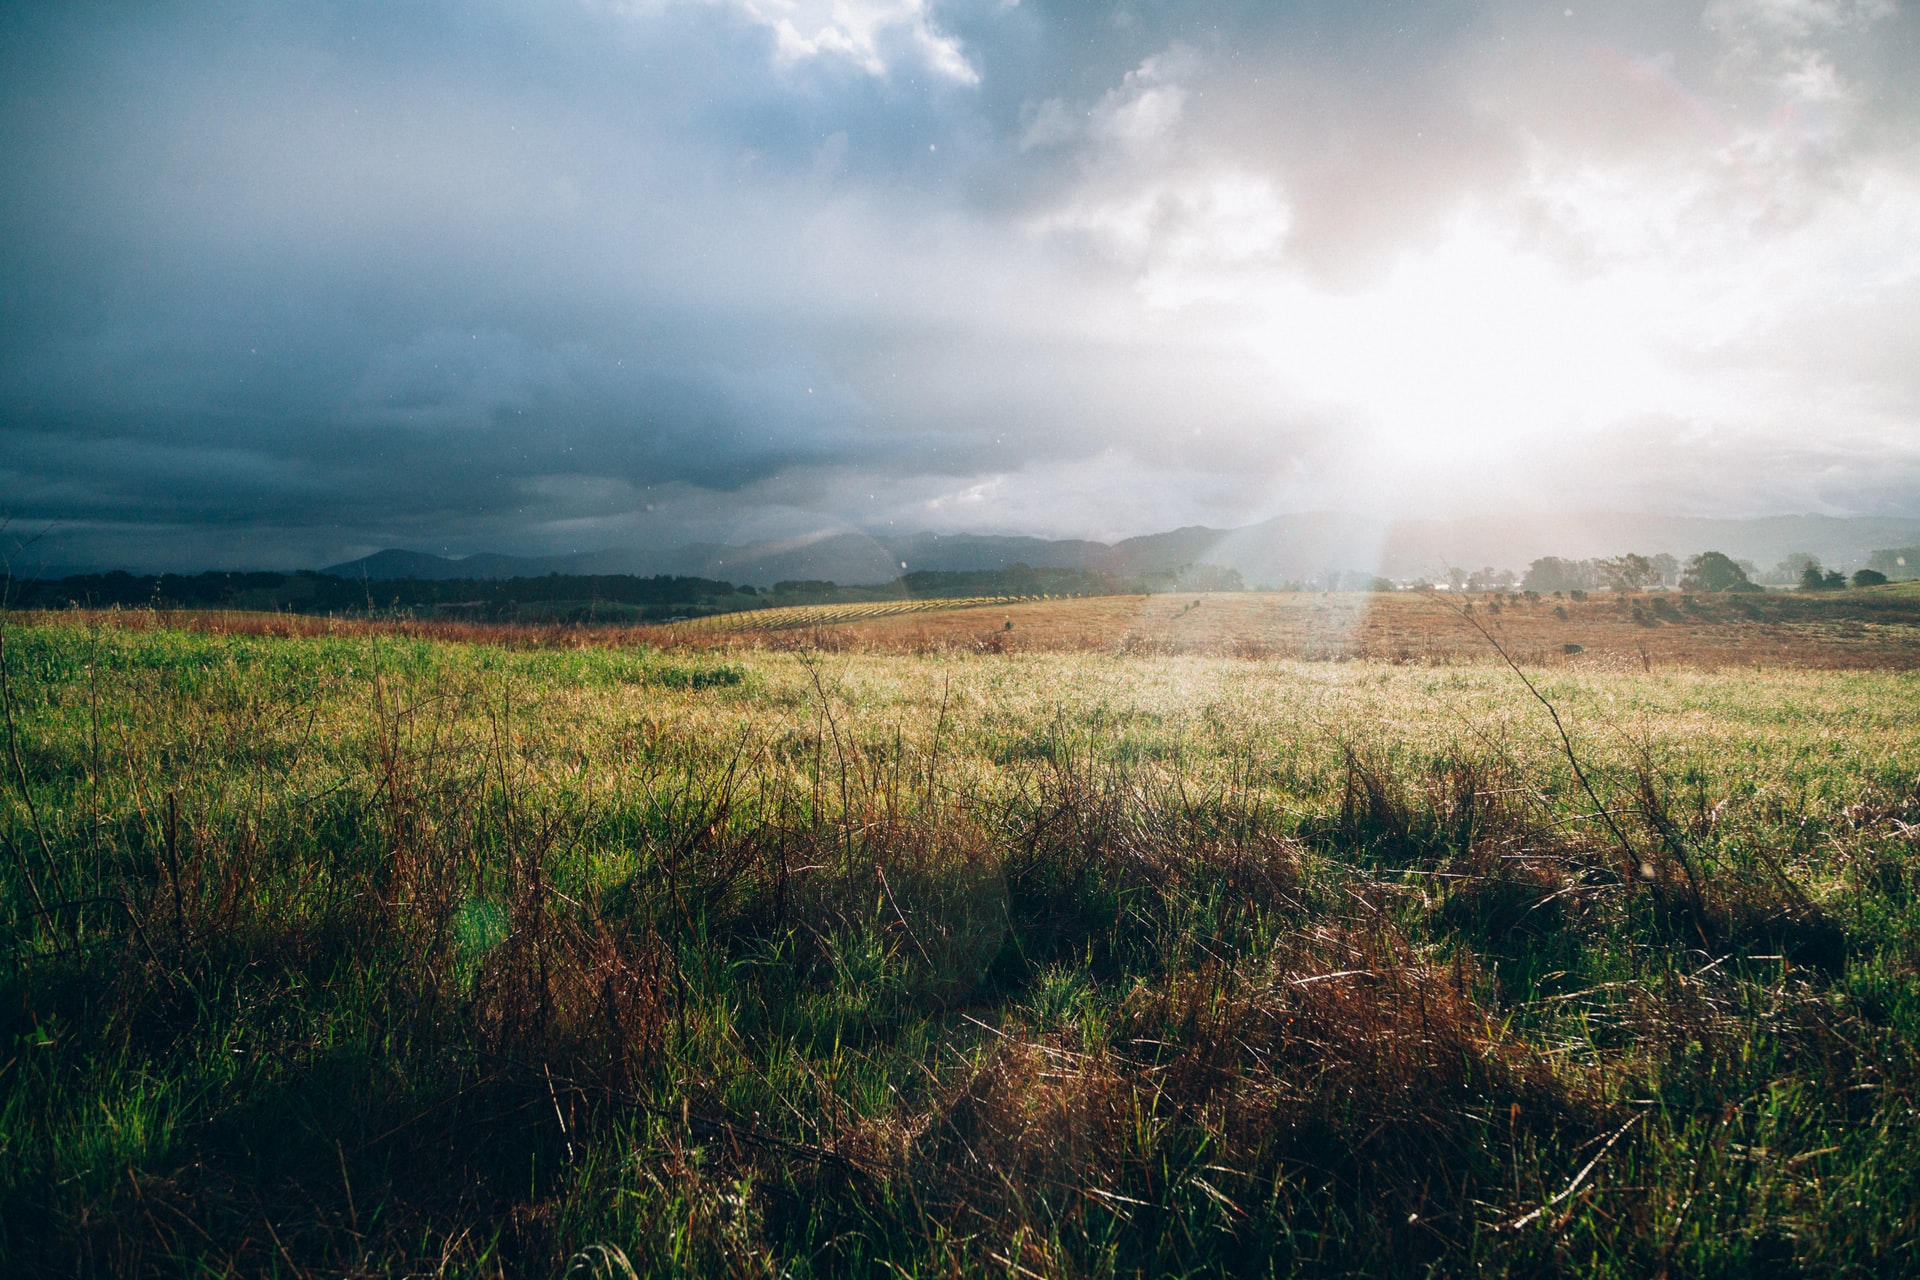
[
  {"left": 2, "top": 561, "right": 1251, "bottom": 622},
  {"left": 1522, "top": 550, "right": 1892, "bottom": 595}
]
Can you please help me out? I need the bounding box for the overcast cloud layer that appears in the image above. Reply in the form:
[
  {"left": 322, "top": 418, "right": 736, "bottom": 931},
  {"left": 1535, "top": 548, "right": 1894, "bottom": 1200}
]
[{"left": 3, "top": 0, "right": 1918, "bottom": 570}]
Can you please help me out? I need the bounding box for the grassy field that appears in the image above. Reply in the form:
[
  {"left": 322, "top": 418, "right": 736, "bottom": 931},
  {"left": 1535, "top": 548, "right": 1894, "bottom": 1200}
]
[{"left": 3, "top": 610, "right": 1919, "bottom": 1276}]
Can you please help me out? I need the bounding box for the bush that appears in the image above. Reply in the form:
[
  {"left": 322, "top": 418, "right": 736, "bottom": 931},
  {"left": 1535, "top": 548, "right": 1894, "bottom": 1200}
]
[
  {"left": 1799, "top": 564, "right": 1849, "bottom": 591},
  {"left": 1853, "top": 568, "right": 1889, "bottom": 588},
  {"left": 1682, "top": 551, "right": 1754, "bottom": 593}
]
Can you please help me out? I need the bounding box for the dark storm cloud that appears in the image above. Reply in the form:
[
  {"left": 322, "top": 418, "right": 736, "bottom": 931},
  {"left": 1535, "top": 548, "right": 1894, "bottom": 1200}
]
[{"left": 3, "top": 0, "right": 1918, "bottom": 570}]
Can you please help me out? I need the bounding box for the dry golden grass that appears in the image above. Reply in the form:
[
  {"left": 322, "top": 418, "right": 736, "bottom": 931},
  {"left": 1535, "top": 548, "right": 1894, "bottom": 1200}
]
[
  {"left": 659, "top": 595, "right": 1030, "bottom": 633},
  {"left": 660, "top": 589, "right": 1920, "bottom": 669}
]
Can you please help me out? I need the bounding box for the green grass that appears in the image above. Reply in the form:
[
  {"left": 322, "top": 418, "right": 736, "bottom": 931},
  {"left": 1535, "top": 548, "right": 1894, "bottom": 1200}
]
[{"left": 3, "top": 618, "right": 1919, "bottom": 1276}]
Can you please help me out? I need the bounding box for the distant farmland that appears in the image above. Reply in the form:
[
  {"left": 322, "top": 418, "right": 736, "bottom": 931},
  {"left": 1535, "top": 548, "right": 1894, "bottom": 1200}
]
[
  {"left": 659, "top": 594, "right": 1045, "bottom": 633},
  {"left": 23, "top": 583, "right": 1920, "bottom": 670},
  {"left": 656, "top": 585, "right": 1920, "bottom": 670}
]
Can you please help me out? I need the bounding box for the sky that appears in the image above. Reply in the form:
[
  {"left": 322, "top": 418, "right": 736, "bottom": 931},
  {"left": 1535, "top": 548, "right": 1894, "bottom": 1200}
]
[{"left": 2, "top": 0, "right": 1918, "bottom": 570}]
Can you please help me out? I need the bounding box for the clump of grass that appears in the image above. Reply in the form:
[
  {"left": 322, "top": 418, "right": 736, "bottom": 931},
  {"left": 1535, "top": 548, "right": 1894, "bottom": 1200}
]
[{"left": 919, "top": 924, "right": 1604, "bottom": 1275}]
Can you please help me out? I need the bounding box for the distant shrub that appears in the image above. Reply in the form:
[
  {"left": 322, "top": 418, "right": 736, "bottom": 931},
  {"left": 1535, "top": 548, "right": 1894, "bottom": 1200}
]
[
  {"left": 1798, "top": 564, "right": 1848, "bottom": 591},
  {"left": 1682, "top": 551, "right": 1754, "bottom": 593},
  {"left": 650, "top": 663, "right": 747, "bottom": 689},
  {"left": 1599, "top": 553, "right": 1657, "bottom": 592},
  {"left": 1853, "top": 568, "right": 1889, "bottom": 587},
  {"left": 1522, "top": 555, "right": 1597, "bottom": 594}
]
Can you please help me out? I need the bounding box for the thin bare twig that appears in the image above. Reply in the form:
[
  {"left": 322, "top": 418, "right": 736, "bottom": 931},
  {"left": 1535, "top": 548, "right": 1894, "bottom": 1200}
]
[
  {"left": 875, "top": 860, "right": 935, "bottom": 967},
  {"left": 1433, "top": 595, "right": 1643, "bottom": 885},
  {"left": 1504, "top": 1114, "right": 1641, "bottom": 1231}
]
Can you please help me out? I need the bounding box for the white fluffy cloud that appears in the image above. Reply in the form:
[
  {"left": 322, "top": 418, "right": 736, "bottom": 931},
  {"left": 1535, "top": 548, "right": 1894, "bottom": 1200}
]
[{"left": 718, "top": 0, "right": 977, "bottom": 81}]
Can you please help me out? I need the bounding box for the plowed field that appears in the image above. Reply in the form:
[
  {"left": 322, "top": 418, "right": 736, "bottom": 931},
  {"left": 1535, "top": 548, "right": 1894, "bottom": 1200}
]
[{"left": 663, "top": 587, "right": 1920, "bottom": 669}]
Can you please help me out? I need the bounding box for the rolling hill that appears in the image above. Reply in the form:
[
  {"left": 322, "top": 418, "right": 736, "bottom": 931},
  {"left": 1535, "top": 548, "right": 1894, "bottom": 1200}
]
[{"left": 321, "top": 512, "right": 1920, "bottom": 588}]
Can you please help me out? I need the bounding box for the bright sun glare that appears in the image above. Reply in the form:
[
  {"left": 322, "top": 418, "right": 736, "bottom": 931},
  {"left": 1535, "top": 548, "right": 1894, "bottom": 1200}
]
[{"left": 1253, "top": 217, "right": 1678, "bottom": 457}]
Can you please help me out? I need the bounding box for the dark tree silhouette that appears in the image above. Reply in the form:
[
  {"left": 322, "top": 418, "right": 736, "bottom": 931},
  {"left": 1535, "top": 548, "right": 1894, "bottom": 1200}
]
[{"left": 1681, "top": 551, "right": 1755, "bottom": 592}]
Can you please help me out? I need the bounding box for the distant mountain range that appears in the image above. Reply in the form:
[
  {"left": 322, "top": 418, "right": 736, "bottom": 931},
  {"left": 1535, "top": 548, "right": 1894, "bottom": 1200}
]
[{"left": 321, "top": 512, "right": 1920, "bottom": 588}]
